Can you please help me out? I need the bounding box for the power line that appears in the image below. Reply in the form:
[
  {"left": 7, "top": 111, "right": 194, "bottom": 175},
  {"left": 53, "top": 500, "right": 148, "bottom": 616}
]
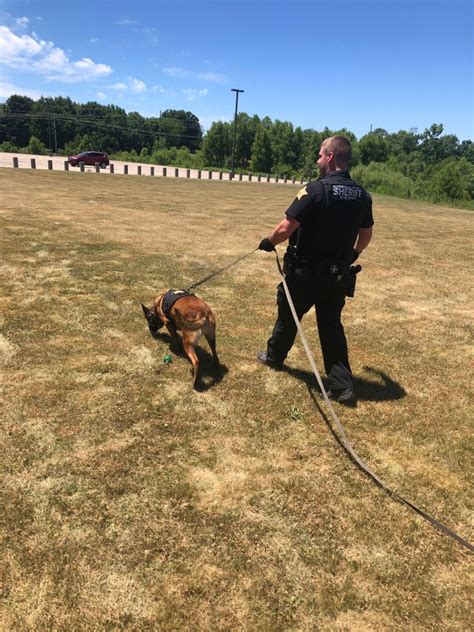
[
  {"left": 0, "top": 111, "right": 205, "bottom": 142},
  {"left": 1, "top": 112, "right": 203, "bottom": 141}
]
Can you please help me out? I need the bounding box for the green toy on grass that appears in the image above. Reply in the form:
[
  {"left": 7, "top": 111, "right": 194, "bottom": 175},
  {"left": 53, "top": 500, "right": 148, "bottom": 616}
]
[{"left": 156, "top": 353, "right": 173, "bottom": 374}]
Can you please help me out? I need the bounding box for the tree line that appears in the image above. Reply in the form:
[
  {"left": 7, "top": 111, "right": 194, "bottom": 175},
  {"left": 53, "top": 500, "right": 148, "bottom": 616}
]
[
  {"left": 0, "top": 94, "right": 473, "bottom": 207},
  {"left": 0, "top": 95, "right": 202, "bottom": 154}
]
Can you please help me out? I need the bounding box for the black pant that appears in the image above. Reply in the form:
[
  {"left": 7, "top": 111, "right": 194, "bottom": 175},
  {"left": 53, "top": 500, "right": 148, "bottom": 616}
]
[{"left": 266, "top": 271, "right": 353, "bottom": 391}]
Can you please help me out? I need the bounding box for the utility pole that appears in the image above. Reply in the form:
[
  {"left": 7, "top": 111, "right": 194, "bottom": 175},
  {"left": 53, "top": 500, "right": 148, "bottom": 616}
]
[
  {"left": 52, "top": 116, "right": 58, "bottom": 154},
  {"left": 230, "top": 88, "right": 244, "bottom": 177}
]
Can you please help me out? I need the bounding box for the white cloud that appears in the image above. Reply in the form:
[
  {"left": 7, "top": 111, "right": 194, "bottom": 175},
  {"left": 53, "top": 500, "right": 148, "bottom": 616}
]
[
  {"left": 15, "top": 17, "right": 29, "bottom": 29},
  {"left": 0, "top": 25, "right": 112, "bottom": 82},
  {"left": 90, "top": 37, "right": 100, "bottom": 44},
  {"left": 0, "top": 26, "right": 42, "bottom": 59},
  {"left": 130, "top": 78, "right": 146, "bottom": 93},
  {"left": 97, "top": 91, "right": 106, "bottom": 99},
  {"left": 182, "top": 88, "right": 208, "bottom": 101},
  {"left": 109, "top": 78, "right": 147, "bottom": 93}
]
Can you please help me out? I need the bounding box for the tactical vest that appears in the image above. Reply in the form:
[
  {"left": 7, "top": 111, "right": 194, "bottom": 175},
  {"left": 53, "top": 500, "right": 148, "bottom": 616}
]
[
  {"left": 320, "top": 175, "right": 367, "bottom": 213},
  {"left": 161, "top": 289, "right": 191, "bottom": 318},
  {"left": 292, "top": 174, "right": 369, "bottom": 263}
]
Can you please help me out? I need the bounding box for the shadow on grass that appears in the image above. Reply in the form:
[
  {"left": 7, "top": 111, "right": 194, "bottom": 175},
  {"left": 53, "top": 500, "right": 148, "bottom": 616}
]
[
  {"left": 281, "top": 364, "right": 406, "bottom": 403},
  {"left": 150, "top": 330, "right": 228, "bottom": 392}
]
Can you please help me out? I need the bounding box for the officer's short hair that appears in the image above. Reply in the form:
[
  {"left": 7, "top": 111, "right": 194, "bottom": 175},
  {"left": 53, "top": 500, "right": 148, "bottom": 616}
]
[{"left": 323, "top": 136, "right": 352, "bottom": 166}]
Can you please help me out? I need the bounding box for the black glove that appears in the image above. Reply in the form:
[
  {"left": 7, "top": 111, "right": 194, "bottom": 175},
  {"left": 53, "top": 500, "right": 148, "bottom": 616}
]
[
  {"left": 351, "top": 249, "right": 360, "bottom": 263},
  {"left": 258, "top": 237, "right": 275, "bottom": 252}
]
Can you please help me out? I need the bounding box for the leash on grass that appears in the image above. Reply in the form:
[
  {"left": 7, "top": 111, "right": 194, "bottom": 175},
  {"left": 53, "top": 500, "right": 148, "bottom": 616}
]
[
  {"left": 185, "top": 248, "right": 259, "bottom": 293},
  {"left": 182, "top": 246, "right": 473, "bottom": 551},
  {"left": 273, "top": 250, "right": 473, "bottom": 553}
]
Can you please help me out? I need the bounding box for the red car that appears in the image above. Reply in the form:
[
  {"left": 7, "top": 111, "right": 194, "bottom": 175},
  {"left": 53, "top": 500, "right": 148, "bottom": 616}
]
[{"left": 67, "top": 151, "right": 109, "bottom": 168}]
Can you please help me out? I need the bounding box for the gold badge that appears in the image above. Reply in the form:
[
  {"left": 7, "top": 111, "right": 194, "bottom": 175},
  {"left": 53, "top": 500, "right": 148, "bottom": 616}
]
[{"left": 296, "top": 186, "right": 308, "bottom": 200}]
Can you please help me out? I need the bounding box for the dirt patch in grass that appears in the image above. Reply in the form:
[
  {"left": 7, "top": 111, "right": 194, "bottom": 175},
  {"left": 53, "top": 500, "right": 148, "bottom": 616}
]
[{"left": 1, "top": 169, "right": 473, "bottom": 630}]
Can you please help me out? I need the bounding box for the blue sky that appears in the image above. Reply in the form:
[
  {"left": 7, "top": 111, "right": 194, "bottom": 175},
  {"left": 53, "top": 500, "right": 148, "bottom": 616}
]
[{"left": 0, "top": 0, "right": 472, "bottom": 140}]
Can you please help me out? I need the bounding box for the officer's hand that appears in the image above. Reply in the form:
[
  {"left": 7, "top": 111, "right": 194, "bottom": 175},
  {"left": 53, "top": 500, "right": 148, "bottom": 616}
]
[
  {"left": 258, "top": 237, "right": 275, "bottom": 252},
  {"left": 351, "top": 249, "right": 360, "bottom": 263}
]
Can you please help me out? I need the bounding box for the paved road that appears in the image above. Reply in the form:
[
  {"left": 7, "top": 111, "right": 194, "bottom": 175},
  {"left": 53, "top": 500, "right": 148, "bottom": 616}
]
[{"left": 0, "top": 152, "right": 302, "bottom": 185}]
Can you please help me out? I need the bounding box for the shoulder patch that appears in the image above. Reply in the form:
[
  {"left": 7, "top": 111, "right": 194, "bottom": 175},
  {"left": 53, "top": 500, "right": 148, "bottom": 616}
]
[{"left": 296, "top": 185, "right": 308, "bottom": 200}]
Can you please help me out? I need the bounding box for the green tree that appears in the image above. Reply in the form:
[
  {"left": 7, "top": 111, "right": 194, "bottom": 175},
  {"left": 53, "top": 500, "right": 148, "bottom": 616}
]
[
  {"left": 126, "top": 111, "right": 147, "bottom": 152},
  {"left": 146, "top": 116, "right": 162, "bottom": 148},
  {"left": 0, "top": 101, "right": 6, "bottom": 143},
  {"left": 371, "top": 127, "right": 389, "bottom": 138},
  {"left": 358, "top": 133, "right": 390, "bottom": 165},
  {"left": 301, "top": 130, "right": 324, "bottom": 178},
  {"left": 30, "top": 96, "right": 77, "bottom": 152},
  {"left": 102, "top": 104, "right": 130, "bottom": 152},
  {"left": 293, "top": 126, "right": 305, "bottom": 170},
  {"left": 386, "top": 129, "right": 420, "bottom": 157},
  {"left": 459, "top": 140, "right": 474, "bottom": 163},
  {"left": 202, "top": 121, "right": 230, "bottom": 167},
  {"left": 27, "top": 136, "right": 48, "bottom": 155},
  {"left": 250, "top": 124, "right": 272, "bottom": 173},
  {"left": 0, "top": 140, "right": 18, "bottom": 152},
  {"left": 231, "top": 113, "right": 260, "bottom": 169},
  {"left": 152, "top": 137, "right": 167, "bottom": 152},
  {"left": 423, "top": 157, "right": 473, "bottom": 201},
  {"left": 74, "top": 101, "right": 110, "bottom": 150},
  {"left": 76, "top": 132, "right": 106, "bottom": 153},
  {"left": 159, "top": 110, "right": 202, "bottom": 151},
  {"left": 2, "top": 94, "right": 34, "bottom": 146},
  {"left": 270, "top": 121, "right": 297, "bottom": 169},
  {"left": 351, "top": 162, "right": 413, "bottom": 197},
  {"left": 157, "top": 111, "right": 185, "bottom": 149},
  {"left": 418, "top": 125, "right": 461, "bottom": 164}
]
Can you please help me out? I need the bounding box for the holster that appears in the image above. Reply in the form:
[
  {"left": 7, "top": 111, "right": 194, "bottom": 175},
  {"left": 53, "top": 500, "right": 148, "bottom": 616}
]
[{"left": 346, "top": 265, "right": 362, "bottom": 298}]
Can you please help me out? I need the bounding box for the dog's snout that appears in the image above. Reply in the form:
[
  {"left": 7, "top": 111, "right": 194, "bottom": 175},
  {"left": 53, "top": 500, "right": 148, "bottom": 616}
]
[{"left": 147, "top": 312, "right": 163, "bottom": 332}]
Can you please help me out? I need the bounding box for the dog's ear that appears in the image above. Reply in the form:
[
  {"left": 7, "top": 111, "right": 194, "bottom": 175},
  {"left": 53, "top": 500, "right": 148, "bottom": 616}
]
[{"left": 141, "top": 303, "right": 150, "bottom": 319}]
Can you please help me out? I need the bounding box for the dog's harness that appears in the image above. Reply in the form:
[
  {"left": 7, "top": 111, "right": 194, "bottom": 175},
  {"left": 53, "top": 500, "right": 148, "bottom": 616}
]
[{"left": 161, "top": 289, "right": 191, "bottom": 318}]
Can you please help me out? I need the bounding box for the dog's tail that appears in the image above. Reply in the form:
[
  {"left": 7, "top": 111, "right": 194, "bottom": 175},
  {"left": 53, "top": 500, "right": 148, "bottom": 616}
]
[{"left": 184, "top": 310, "right": 208, "bottom": 331}]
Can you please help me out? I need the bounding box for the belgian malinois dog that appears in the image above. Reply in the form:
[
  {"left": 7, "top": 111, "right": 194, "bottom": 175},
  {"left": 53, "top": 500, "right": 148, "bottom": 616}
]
[{"left": 141, "top": 290, "right": 220, "bottom": 389}]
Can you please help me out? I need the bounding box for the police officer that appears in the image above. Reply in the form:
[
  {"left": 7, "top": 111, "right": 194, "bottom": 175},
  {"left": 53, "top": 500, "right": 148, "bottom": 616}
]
[{"left": 257, "top": 135, "right": 373, "bottom": 402}]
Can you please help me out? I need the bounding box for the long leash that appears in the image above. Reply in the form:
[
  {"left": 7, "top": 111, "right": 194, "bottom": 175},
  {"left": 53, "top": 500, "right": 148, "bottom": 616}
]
[
  {"left": 274, "top": 250, "right": 473, "bottom": 553},
  {"left": 185, "top": 248, "right": 259, "bottom": 292},
  {"left": 182, "top": 246, "right": 473, "bottom": 552}
]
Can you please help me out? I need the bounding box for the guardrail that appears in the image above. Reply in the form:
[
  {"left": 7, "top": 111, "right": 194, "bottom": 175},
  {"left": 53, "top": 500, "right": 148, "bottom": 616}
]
[{"left": 8, "top": 155, "right": 307, "bottom": 185}]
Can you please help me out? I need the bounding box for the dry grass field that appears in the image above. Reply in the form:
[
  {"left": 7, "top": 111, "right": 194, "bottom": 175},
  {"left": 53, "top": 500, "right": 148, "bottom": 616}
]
[{"left": 1, "top": 168, "right": 473, "bottom": 631}]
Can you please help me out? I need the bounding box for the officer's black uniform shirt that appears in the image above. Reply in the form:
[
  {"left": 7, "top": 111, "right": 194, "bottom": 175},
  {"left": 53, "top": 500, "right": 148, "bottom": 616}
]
[{"left": 285, "top": 170, "right": 374, "bottom": 262}]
